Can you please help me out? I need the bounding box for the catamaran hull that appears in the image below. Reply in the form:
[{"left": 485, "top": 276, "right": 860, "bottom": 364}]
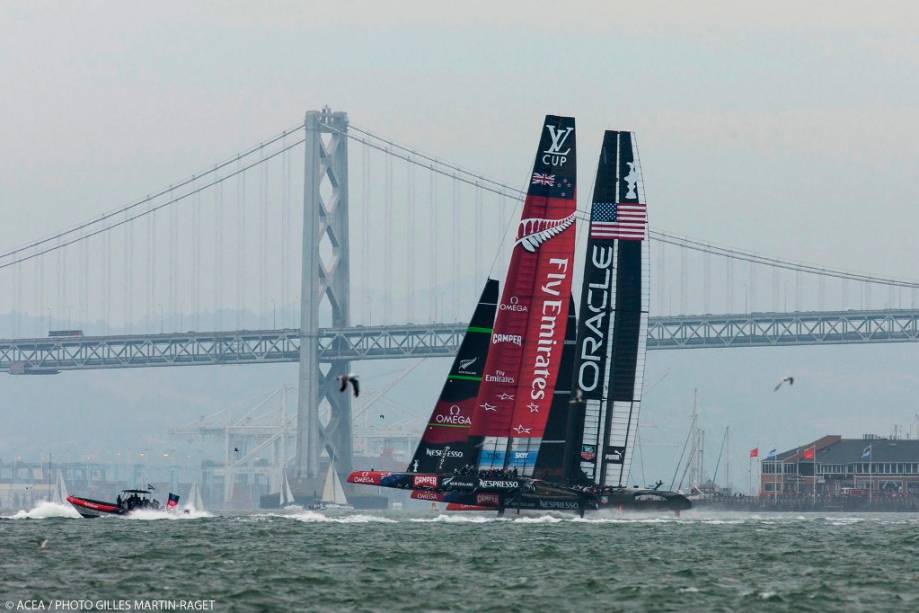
[
  {"left": 595, "top": 488, "right": 692, "bottom": 512},
  {"left": 66, "top": 495, "right": 125, "bottom": 518}
]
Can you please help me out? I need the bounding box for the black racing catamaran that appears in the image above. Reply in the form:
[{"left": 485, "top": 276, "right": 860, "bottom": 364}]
[
  {"left": 568, "top": 130, "right": 688, "bottom": 511},
  {"left": 346, "top": 125, "right": 689, "bottom": 514},
  {"left": 408, "top": 279, "right": 499, "bottom": 475}
]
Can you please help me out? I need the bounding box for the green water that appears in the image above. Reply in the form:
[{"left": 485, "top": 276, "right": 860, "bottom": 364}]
[{"left": 3, "top": 504, "right": 918, "bottom": 611}]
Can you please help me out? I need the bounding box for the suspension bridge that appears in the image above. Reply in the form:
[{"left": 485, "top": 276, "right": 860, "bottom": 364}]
[{"left": 3, "top": 107, "right": 919, "bottom": 491}]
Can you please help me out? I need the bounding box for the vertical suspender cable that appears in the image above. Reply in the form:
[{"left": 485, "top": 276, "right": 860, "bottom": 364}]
[
  {"left": 475, "top": 185, "right": 482, "bottom": 289},
  {"left": 430, "top": 171, "right": 437, "bottom": 322},
  {"left": 35, "top": 254, "right": 43, "bottom": 336},
  {"left": 679, "top": 246, "right": 687, "bottom": 314},
  {"left": 125, "top": 211, "right": 132, "bottom": 331},
  {"left": 215, "top": 179, "right": 223, "bottom": 330},
  {"left": 703, "top": 251, "right": 710, "bottom": 314},
  {"left": 281, "top": 147, "right": 291, "bottom": 328},
  {"left": 772, "top": 266, "right": 779, "bottom": 312},
  {"left": 170, "top": 187, "right": 178, "bottom": 328},
  {"left": 384, "top": 152, "right": 393, "bottom": 324},
  {"left": 13, "top": 261, "right": 21, "bottom": 336},
  {"left": 259, "top": 149, "right": 268, "bottom": 327},
  {"left": 726, "top": 257, "right": 734, "bottom": 314},
  {"left": 451, "top": 178, "right": 459, "bottom": 321},
  {"left": 104, "top": 222, "right": 111, "bottom": 333},
  {"left": 360, "top": 145, "right": 369, "bottom": 325},
  {"left": 237, "top": 160, "right": 246, "bottom": 330},
  {"left": 748, "top": 260, "right": 755, "bottom": 313},
  {"left": 407, "top": 162, "right": 415, "bottom": 322},
  {"left": 818, "top": 274, "right": 825, "bottom": 311},
  {"left": 193, "top": 182, "right": 201, "bottom": 330},
  {"left": 81, "top": 236, "right": 88, "bottom": 329}
]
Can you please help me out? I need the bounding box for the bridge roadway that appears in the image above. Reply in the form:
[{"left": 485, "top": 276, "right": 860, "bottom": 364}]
[{"left": 3, "top": 309, "right": 919, "bottom": 374}]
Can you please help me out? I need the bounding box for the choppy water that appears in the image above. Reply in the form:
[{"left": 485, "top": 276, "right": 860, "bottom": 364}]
[{"left": 3, "top": 503, "right": 919, "bottom": 612}]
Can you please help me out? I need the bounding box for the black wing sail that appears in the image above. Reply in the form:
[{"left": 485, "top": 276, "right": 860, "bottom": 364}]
[
  {"left": 574, "top": 131, "right": 649, "bottom": 487},
  {"left": 407, "top": 279, "right": 499, "bottom": 474}
]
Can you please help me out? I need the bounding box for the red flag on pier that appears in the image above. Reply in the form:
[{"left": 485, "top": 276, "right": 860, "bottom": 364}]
[
  {"left": 802, "top": 447, "right": 815, "bottom": 460},
  {"left": 749, "top": 448, "right": 759, "bottom": 458}
]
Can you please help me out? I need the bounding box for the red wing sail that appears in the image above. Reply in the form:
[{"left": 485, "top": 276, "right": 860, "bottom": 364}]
[
  {"left": 471, "top": 115, "right": 577, "bottom": 472},
  {"left": 532, "top": 294, "right": 577, "bottom": 482},
  {"left": 406, "top": 279, "right": 498, "bottom": 474}
]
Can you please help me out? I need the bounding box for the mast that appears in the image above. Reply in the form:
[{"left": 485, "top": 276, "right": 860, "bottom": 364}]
[
  {"left": 407, "top": 279, "right": 498, "bottom": 474},
  {"left": 470, "top": 115, "right": 578, "bottom": 474},
  {"left": 574, "top": 131, "right": 650, "bottom": 488}
]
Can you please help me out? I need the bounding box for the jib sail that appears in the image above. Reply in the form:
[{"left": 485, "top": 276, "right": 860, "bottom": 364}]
[
  {"left": 407, "top": 279, "right": 499, "bottom": 474},
  {"left": 574, "top": 131, "right": 649, "bottom": 487},
  {"left": 470, "top": 115, "right": 578, "bottom": 474}
]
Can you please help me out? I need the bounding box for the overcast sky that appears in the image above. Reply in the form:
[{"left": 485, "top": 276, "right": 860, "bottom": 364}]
[
  {"left": 3, "top": 1, "right": 919, "bottom": 276},
  {"left": 3, "top": 2, "right": 919, "bottom": 484}
]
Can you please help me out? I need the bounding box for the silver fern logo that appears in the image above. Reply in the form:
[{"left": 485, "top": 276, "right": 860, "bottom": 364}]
[
  {"left": 458, "top": 357, "right": 478, "bottom": 372},
  {"left": 515, "top": 212, "right": 576, "bottom": 253}
]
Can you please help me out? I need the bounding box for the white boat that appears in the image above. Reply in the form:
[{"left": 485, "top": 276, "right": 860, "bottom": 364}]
[
  {"left": 185, "top": 481, "right": 205, "bottom": 511},
  {"left": 279, "top": 470, "right": 302, "bottom": 511},
  {"left": 311, "top": 461, "right": 352, "bottom": 511},
  {"left": 51, "top": 472, "right": 69, "bottom": 505}
]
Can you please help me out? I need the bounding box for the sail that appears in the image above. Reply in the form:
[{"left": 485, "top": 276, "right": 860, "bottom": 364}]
[
  {"left": 532, "top": 295, "right": 577, "bottom": 482},
  {"left": 186, "top": 481, "right": 206, "bottom": 510},
  {"left": 574, "top": 131, "right": 649, "bottom": 487},
  {"left": 280, "top": 471, "right": 295, "bottom": 506},
  {"left": 471, "top": 115, "right": 578, "bottom": 473},
  {"left": 52, "top": 472, "right": 68, "bottom": 504},
  {"left": 407, "top": 279, "right": 498, "bottom": 474},
  {"left": 321, "top": 462, "right": 349, "bottom": 505}
]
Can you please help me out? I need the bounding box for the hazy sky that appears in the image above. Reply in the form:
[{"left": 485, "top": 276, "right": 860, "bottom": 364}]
[
  {"left": 3, "top": 2, "right": 919, "bottom": 487},
  {"left": 3, "top": 1, "right": 919, "bottom": 276}
]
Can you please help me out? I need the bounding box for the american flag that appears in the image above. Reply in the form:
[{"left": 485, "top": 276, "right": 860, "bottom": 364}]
[
  {"left": 590, "top": 202, "right": 647, "bottom": 240},
  {"left": 531, "top": 172, "right": 555, "bottom": 186}
]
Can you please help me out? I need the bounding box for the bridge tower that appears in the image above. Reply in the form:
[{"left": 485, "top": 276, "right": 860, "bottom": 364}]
[{"left": 296, "top": 107, "right": 353, "bottom": 488}]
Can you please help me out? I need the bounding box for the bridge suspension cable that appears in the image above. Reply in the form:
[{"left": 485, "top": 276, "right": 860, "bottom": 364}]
[
  {"left": 4, "top": 116, "right": 918, "bottom": 295},
  {"left": 338, "top": 121, "right": 919, "bottom": 291},
  {"left": 0, "top": 134, "right": 305, "bottom": 272},
  {"left": 0, "top": 122, "right": 303, "bottom": 263}
]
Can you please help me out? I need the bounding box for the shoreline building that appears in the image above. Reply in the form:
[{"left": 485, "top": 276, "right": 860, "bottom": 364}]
[{"left": 761, "top": 435, "right": 919, "bottom": 497}]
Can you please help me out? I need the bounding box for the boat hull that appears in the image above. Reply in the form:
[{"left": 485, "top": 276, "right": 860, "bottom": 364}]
[
  {"left": 595, "top": 488, "right": 692, "bottom": 512},
  {"left": 67, "top": 494, "right": 165, "bottom": 518},
  {"left": 66, "top": 495, "right": 124, "bottom": 518}
]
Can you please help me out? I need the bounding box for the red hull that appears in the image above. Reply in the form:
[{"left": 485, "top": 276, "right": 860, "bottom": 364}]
[{"left": 66, "top": 495, "right": 123, "bottom": 518}]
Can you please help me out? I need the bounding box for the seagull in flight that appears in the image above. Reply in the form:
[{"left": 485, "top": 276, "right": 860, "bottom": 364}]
[
  {"left": 773, "top": 376, "right": 795, "bottom": 392},
  {"left": 338, "top": 373, "right": 360, "bottom": 397}
]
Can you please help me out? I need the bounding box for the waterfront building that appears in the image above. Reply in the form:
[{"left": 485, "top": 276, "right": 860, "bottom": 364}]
[{"left": 761, "top": 435, "right": 919, "bottom": 497}]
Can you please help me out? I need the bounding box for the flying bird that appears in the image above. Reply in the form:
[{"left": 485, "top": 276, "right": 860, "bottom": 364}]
[
  {"left": 338, "top": 373, "right": 360, "bottom": 397},
  {"left": 233, "top": 447, "right": 240, "bottom": 454},
  {"left": 773, "top": 376, "right": 795, "bottom": 392}
]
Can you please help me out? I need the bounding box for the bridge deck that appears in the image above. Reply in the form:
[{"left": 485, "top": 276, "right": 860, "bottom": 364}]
[{"left": 2, "top": 309, "right": 919, "bottom": 373}]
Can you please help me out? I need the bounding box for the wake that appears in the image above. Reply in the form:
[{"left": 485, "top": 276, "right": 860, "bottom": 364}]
[
  {"left": 5, "top": 501, "right": 80, "bottom": 520},
  {"left": 125, "top": 507, "right": 213, "bottom": 520}
]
